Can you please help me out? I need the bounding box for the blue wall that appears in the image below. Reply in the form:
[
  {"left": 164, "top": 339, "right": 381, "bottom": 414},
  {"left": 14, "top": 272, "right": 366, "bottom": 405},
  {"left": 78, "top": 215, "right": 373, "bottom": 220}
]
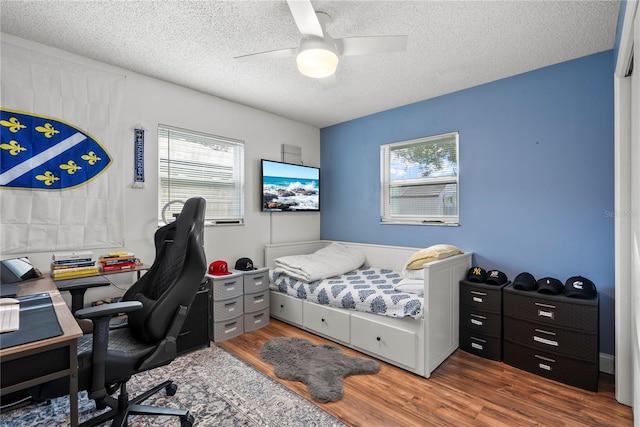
[{"left": 320, "top": 51, "right": 615, "bottom": 354}]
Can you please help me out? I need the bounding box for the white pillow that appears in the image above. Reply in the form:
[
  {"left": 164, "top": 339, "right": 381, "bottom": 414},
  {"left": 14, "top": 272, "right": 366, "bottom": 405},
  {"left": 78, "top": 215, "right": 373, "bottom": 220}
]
[
  {"left": 402, "top": 268, "right": 424, "bottom": 280},
  {"left": 394, "top": 278, "right": 424, "bottom": 296},
  {"left": 405, "top": 244, "right": 463, "bottom": 270}
]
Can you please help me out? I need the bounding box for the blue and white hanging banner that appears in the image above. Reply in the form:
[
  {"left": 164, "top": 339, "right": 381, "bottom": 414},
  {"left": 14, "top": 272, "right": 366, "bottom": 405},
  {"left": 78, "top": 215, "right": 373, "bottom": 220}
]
[
  {"left": 0, "top": 108, "right": 112, "bottom": 189},
  {"left": 132, "top": 128, "right": 145, "bottom": 188}
]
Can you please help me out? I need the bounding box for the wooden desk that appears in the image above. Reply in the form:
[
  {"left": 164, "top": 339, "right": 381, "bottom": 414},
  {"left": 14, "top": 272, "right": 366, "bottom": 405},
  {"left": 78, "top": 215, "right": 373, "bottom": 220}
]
[{"left": 0, "top": 277, "right": 82, "bottom": 427}]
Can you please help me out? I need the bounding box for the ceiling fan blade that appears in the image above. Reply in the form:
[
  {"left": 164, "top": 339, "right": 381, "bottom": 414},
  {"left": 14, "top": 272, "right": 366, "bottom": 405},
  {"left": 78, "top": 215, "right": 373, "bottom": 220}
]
[
  {"left": 338, "top": 35, "right": 408, "bottom": 56},
  {"left": 234, "top": 47, "right": 297, "bottom": 62},
  {"left": 287, "top": 0, "right": 323, "bottom": 37}
]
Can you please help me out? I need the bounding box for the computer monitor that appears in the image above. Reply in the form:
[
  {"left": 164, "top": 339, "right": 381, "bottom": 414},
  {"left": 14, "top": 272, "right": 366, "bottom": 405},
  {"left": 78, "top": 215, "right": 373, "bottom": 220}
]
[{"left": 0, "top": 257, "right": 43, "bottom": 297}]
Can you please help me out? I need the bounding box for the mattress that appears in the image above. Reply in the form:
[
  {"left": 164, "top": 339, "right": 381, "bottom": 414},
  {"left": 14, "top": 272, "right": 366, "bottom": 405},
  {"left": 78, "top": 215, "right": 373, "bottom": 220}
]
[{"left": 270, "top": 268, "right": 423, "bottom": 319}]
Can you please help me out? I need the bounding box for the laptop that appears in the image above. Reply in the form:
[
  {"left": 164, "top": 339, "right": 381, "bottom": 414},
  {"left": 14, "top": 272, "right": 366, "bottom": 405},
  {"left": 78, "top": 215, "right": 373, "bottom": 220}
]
[{"left": 0, "top": 257, "right": 44, "bottom": 297}]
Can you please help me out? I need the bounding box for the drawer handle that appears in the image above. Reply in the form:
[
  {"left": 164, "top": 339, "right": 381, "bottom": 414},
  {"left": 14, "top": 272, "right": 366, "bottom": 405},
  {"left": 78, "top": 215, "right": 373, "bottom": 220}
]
[
  {"left": 253, "top": 296, "right": 265, "bottom": 303},
  {"left": 535, "top": 354, "right": 556, "bottom": 363},
  {"left": 470, "top": 336, "right": 486, "bottom": 343},
  {"left": 534, "top": 328, "right": 556, "bottom": 336},
  {"left": 376, "top": 336, "right": 381, "bottom": 341},
  {"left": 535, "top": 302, "right": 556, "bottom": 309},
  {"left": 224, "top": 321, "right": 238, "bottom": 334},
  {"left": 470, "top": 314, "right": 486, "bottom": 319},
  {"left": 280, "top": 304, "right": 284, "bottom": 308},
  {"left": 321, "top": 318, "right": 325, "bottom": 322},
  {"left": 535, "top": 354, "right": 555, "bottom": 371},
  {"left": 224, "top": 301, "right": 237, "bottom": 307}
]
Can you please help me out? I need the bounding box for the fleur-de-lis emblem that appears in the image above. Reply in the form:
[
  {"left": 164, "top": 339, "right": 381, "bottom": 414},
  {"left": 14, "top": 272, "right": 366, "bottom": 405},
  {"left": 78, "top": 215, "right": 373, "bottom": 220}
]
[
  {"left": 59, "top": 160, "right": 82, "bottom": 174},
  {"left": 35, "top": 171, "right": 60, "bottom": 186},
  {"left": 0, "top": 140, "right": 26, "bottom": 155},
  {"left": 81, "top": 151, "right": 101, "bottom": 165},
  {"left": 0, "top": 117, "right": 26, "bottom": 133},
  {"left": 35, "top": 123, "right": 60, "bottom": 138}
]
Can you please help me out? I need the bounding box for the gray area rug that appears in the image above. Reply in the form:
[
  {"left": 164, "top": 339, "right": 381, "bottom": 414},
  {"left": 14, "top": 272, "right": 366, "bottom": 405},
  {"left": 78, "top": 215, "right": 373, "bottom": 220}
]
[
  {"left": 0, "top": 345, "right": 345, "bottom": 426},
  {"left": 260, "top": 337, "right": 380, "bottom": 403}
]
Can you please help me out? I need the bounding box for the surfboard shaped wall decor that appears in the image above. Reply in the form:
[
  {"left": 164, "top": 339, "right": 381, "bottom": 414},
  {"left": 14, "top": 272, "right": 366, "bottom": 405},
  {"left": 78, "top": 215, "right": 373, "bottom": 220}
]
[{"left": 0, "top": 108, "right": 112, "bottom": 190}]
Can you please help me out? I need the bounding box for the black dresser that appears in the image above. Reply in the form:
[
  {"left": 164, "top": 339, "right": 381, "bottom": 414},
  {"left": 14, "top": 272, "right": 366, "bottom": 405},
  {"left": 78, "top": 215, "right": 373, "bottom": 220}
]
[
  {"left": 459, "top": 280, "right": 507, "bottom": 361},
  {"left": 502, "top": 284, "right": 599, "bottom": 391}
]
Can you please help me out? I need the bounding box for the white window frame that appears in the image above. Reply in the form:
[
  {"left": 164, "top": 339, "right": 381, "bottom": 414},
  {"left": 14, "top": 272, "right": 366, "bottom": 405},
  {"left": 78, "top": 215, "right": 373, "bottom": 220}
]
[
  {"left": 380, "top": 132, "right": 459, "bottom": 225},
  {"left": 158, "top": 125, "right": 244, "bottom": 226}
]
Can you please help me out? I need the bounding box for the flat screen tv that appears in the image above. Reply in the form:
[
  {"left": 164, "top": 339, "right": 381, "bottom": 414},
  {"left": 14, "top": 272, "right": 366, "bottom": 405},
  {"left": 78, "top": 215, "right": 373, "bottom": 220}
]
[{"left": 261, "top": 159, "right": 320, "bottom": 212}]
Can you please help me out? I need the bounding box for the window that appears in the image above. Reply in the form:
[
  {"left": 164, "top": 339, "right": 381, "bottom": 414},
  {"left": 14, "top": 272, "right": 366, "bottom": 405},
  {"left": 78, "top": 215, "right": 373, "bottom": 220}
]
[
  {"left": 380, "top": 132, "right": 459, "bottom": 225},
  {"left": 158, "top": 125, "right": 244, "bottom": 225}
]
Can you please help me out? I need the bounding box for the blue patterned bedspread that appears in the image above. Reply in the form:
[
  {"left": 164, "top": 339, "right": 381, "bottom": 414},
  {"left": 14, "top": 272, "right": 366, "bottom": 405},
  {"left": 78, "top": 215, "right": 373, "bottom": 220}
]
[{"left": 270, "top": 268, "right": 423, "bottom": 319}]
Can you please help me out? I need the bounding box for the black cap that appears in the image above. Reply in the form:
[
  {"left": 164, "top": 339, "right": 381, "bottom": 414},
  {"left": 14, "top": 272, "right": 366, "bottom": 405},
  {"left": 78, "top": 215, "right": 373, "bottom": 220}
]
[
  {"left": 466, "top": 267, "right": 486, "bottom": 283},
  {"left": 537, "top": 277, "right": 564, "bottom": 295},
  {"left": 234, "top": 257, "right": 256, "bottom": 271},
  {"left": 513, "top": 272, "right": 537, "bottom": 291},
  {"left": 485, "top": 270, "right": 508, "bottom": 286},
  {"left": 564, "top": 276, "right": 597, "bottom": 299}
]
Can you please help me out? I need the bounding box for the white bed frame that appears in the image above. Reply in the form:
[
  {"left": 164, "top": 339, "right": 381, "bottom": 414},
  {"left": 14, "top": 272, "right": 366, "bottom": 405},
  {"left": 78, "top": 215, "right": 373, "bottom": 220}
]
[{"left": 265, "top": 240, "right": 472, "bottom": 378}]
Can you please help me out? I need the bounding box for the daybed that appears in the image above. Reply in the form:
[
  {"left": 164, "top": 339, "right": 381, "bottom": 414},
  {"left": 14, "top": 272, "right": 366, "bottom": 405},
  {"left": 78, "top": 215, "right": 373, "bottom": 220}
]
[{"left": 265, "top": 240, "right": 472, "bottom": 378}]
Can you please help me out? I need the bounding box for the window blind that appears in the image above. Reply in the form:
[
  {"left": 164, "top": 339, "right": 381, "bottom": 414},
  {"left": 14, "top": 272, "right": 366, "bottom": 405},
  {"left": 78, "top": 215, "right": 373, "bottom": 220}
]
[{"left": 158, "top": 125, "right": 244, "bottom": 225}]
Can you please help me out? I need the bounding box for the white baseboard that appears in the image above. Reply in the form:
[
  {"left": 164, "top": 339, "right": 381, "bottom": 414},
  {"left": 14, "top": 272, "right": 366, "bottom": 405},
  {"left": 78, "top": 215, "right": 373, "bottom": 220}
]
[{"left": 599, "top": 352, "right": 614, "bottom": 375}]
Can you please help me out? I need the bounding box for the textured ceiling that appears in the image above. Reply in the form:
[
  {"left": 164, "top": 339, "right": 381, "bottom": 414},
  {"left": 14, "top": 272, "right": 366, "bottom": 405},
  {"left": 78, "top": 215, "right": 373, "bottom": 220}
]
[{"left": 0, "top": 1, "right": 620, "bottom": 128}]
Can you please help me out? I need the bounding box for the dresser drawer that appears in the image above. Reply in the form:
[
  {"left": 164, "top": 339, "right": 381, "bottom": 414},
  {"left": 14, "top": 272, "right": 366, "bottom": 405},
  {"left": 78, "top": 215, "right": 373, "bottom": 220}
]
[
  {"left": 459, "top": 328, "right": 502, "bottom": 361},
  {"left": 504, "top": 317, "right": 598, "bottom": 361},
  {"left": 244, "top": 308, "right": 269, "bottom": 332},
  {"left": 351, "top": 314, "right": 417, "bottom": 370},
  {"left": 212, "top": 316, "right": 244, "bottom": 342},
  {"left": 503, "top": 340, "right": 598, "bottom": 391},
  {"left": 244, "top": 290, "right": 269, "bottom": 313},
  {"left": 211, "top": 276, "right": 243, "bottom": 301},
  {"left": 503, "top": 286, "right": 598, "bottom": 332},
  {"left": 460, "top": 305, "right": 502, "bottom": 336},
  {"left": 270, "top": 291, "right": 303, "bottom": 326},
  {"left": 303, "top": 302, "right": 350, "bottom": 344},
  {"left": 213, "top": 295, "right": 243, "bottom": 321},
  {"left": 460, "top": 281, "right": 503, "bottom": 313},
  {"left": 243, "top": 268, "right": 269, "bottom": 293}
]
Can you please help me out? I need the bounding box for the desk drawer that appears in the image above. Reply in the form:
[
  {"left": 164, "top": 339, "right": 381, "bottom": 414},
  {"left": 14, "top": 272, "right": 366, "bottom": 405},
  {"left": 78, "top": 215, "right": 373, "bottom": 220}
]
[{"left": 1, "top": 345, "right": 70, "bottom": 391}]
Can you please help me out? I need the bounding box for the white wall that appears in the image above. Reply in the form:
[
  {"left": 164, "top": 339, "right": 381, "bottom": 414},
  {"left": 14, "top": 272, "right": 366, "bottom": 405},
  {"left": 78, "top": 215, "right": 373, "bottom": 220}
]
[{"left": 0, "top": 33, "right": 320, "bottom": 304}]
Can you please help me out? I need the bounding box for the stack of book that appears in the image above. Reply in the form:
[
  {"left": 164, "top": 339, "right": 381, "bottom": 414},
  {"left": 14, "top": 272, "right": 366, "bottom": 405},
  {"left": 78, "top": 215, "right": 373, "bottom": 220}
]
[
  {"left": 51, "top": 251, "right": 99, "bottom": 279},
  {"left": 99, "top": 252, "right": 139, "bottom": 273}
]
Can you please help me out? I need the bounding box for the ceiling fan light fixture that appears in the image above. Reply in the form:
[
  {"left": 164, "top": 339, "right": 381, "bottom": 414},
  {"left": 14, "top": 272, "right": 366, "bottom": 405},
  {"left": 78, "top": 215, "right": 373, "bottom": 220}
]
[{"left": 296, "top": 37, "right": 339, "bottom": 78}]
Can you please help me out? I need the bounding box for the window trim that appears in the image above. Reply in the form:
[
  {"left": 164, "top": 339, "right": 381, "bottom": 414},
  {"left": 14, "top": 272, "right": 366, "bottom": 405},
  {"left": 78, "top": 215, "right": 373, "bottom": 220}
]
[{"left": 380, "top": 132, "right": 459, "bottom": 226}]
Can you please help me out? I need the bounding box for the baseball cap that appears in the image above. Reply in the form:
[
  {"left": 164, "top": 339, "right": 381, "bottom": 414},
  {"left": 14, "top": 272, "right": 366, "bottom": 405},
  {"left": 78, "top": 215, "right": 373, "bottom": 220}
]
[
  {"left": 234, "top": 257, "right": 256, "bottom": 271},
  {"left": 537, "top": 277, "right": 564, "bottom": 295},
  {"left": 209, "top": 260, "right": 232, "bottom": 276},
  {"left": 485, "top": 270, "right": 508, "bottom": 286},
  {"left": 564, "top": 276, "right": 597, "bottom": 299},
  {"left": 512, "top": 272, "right": 537, "bottom": 291},
  {"left": 466, "top": 267, "right": 487, "bottom": 283}
]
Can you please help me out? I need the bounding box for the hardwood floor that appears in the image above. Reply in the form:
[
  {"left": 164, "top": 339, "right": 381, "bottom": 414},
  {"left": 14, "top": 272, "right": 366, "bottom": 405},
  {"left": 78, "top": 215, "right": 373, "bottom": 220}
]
[{"left": 218, "top": 319, "right": 634, "bottom": 427}]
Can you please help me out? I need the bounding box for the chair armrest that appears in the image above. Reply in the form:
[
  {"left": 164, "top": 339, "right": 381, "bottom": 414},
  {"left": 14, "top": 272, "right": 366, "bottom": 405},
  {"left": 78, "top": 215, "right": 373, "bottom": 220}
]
[
  {"left": 55, "top": 276, "right": 111, "bottom": 313},
  {"left": 75, "top": 301, "right": 142, "bottom": 320}
]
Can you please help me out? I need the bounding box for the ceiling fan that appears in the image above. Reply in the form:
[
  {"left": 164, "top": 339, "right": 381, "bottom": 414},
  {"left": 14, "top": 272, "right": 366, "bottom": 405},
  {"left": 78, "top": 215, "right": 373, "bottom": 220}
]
[{"left": 234, "top": 0, "right": 408, "bottom": 80}]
